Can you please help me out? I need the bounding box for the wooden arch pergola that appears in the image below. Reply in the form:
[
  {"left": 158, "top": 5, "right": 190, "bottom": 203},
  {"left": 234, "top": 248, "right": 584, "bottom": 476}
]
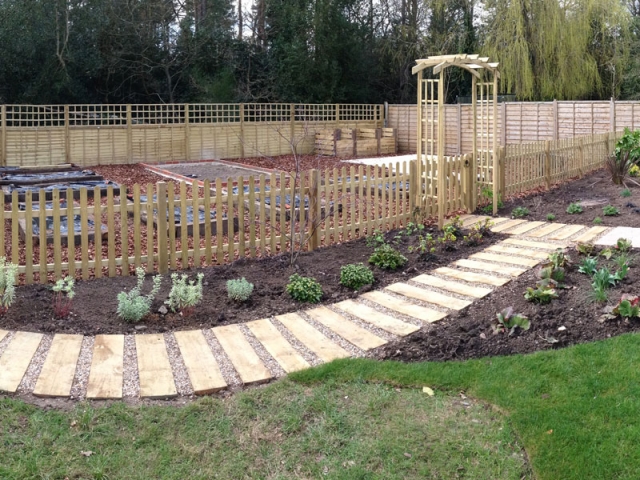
[{"left": 412, "top": 54, "right": 500, "bottom": 227}]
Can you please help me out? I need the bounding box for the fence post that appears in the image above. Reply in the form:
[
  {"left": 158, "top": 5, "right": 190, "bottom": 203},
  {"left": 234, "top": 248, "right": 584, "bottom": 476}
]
[
  {"left": 544, "top": 140, "right": 551, "bottom": 189},
  {"left": 290, "top": 103, "right": 295, "bottom": 141},
  {"left": 308, "top": 169, "right": 321, "bottom": 251},
  {"left": 64, "top": 105, "right": 70, "bottom": 164},
  {"left": 126, "top": 104, "right": 133, "bottom": 164},
  {"left": 156, "top": 182, "right": 169, "bottom": 274},
  {"left": 335, "top": 104, "right": 340, "bottom": 128},
  {"left": 0, "top": 105, "right": 5, "bottom": 166},
  {"left": 184, "top": 104, "right": 190, "bottom": 162},
  {"left": 499, "top": 146, "right": 506, "bottom": 198},
  {"left": 577, "top": 137, "right": 584, "bottom": 176},
  {"left": 376, "top": 128, "right": 382, "bottom": 155},
  {"left": 409, "top": 159, "right": 417, "bottom": 216},
  {"left": 553, "top": 100, "right": 559, "bottom": 141},
  {"left": 610, "top": 99, "right": 616, "bottom": 134},
  {"left": 239, "top": 103, "right": 245, "bottom": 158}
]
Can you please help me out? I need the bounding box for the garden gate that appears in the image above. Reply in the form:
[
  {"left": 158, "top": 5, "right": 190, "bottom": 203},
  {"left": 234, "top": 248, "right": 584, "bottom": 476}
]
[{"left": 413, "top": 55, "right": 501, "bottom": 227}]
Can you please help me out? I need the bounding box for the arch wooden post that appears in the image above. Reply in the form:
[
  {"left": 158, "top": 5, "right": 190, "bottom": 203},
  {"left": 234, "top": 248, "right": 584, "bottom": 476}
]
[
  {"left": 492, "top": 73, "right": 499, "bottom": 214},
  {"left": 437, "top": 70, "right": 446, "bottom": 228},
  {"left": 415, "top": 70, "right": 423, "bottom": 215}
]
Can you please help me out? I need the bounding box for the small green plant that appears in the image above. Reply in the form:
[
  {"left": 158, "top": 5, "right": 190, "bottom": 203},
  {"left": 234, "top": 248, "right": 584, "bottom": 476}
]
[
  {"left": 609, "top": 128, "right": 640, "bottom": 185},
  {"left": 614, "top": 252, "right": 632, "bottom": 269},
  {"left": 578, "top": 257, "right": 598, "bottom": 276},
  {"left": 602, "top": 205, "right": 620, "bottom": 216},
  {"left": 592, "top": 268, "right": 617, "bottom": 291},
  {"left": 593, "top": 217, "right": 603, "bottom": 225},
  {"left": 165, "top": 272, "right": 204, "bottom": 316},
  {"left": 524, "top": 285, "right": 559, "bottom": 304},
  {"left": 493, "top": 307, "right": 530, "bottom": 335},
  {"left": 408, "top": 234, "right": 436, "bottom": 258},
  {"left": 591, "top": 283, "right": 609, "bottom": 303},
  {"left": 116, "top": 267, "right": 162, "bottom": 323},
  {"left": 547, "top": 250, "right": 571, "bottom": 269},
  {"left": 473, "top": 218, "right": 494, "bottom": 235},
  {"left": 511, "top": 206, "right": 530, "bottom": 218},
  {"left": 369, "top": 244, "right": 408, "bottom": 270},
  {"left": 566, "top": 203, "right": 583, "bottom": 214},
  {"left": 52, "top": 276, "right": 75, "bottom": 319},
  {"left": 576, "top": 242, "right": 595, "bottom": 256},
  {"left": 613, "top": 295, "right": 640, "bottom": 319},
  {"left": 621, "top": 188, "right": 632, "bottom": 198},
  {"left": 226, "top": 278, "right": 254, "bottom": 302},
  {"left": 480, "top": 187, "right": 504, "bottom": 214},
  {"left": 402, "top": 222, "right": 425, "bottom": 236},
  {"left": 0, "top": 257, "right": 18, "bottom": 316},
  {"left": 365, "top": 230, "right": 386, "bottom": 248},
  {"left": 286, "top": 274, "right": 323, "bottom": 303},
  {"left": 539, "top": 266, "right": 566, "bottom": 285},
  {"left": 443, "top": 216, "right": 464, "bottom": 238},
  {"left": 600, "top": 248, "right": 614, "bottom": 260},
  {"left": 631, "top": 164, "right": 640, "bottom": 177},
  {"left": 340, "top": 263, "right": 375, "bottom": 290},
  {"left": 463, "top": 230, "right": 484, "bottom": 246},
  {"left": 438, "top": 231, "right": 458, "bottom": 251},
  {"left": 616, "top": 238, "right": 633, "bottom": 253},
  {"left": 546, "top": 213, "right": 556, "bottom": 222}
]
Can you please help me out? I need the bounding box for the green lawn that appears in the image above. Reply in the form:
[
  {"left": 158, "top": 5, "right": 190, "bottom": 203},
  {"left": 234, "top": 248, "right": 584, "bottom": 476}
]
[
  {"left": 292, "top": 332, "right": 640, "bottom": 480},
  {"left": 0, "top": 381, "right": 527, "bottom": 479}
]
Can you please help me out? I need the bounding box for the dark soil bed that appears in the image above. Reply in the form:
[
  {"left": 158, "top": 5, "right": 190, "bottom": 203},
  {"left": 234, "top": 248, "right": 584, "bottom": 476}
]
[
  {"left": 495, "top": 169, "right": 640, "bottom": 227},
  {"left": 0, "top": 225, "right": 504, "bottom": 335},
  {"left": 376, "top": 246, "right": 640, "bottom": 362}
]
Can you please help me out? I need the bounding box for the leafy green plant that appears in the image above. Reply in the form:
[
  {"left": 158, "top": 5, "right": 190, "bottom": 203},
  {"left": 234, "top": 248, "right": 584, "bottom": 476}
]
[
  {"left": 165, "top": 272, "right": 205, "bottom": 316},
  {"left": 524, "top": 285, "right": 559, "bottom": 304},
  {"left": 473, "top": 218, "right": 494, "bottom": 235},
  {"left": 511, "top": 206, "right": 530, "bottom": 218},
  {"left": 578, "top": 257, "right": 598, "bottom": 276},
  {"left": 539, "top": 266, "right": 566, "bottom": 285},
  {"left": 463, "top": 230, "right": 483, "bottom": 246},
  {"left": 609, "top": 128, "right": 640, "bottom": 185},
  {"left": 576, "top": 242, "right": 595, "bottom": 256},
  {"left": 0, "top": 257, "right": 18, "bottom": 316},
  {"left": 438, "top": 231, "right": 458, "bottom": 251},
  {"left": 402, "top": 222, "right": 424, "bottom": 236},
  {"left": 443, "top": 216, "right": 464, "bottom": 238},
  {"left": 616, "top": 238, "right": 633, "bottom": 253},
  {"left": 369, "top": 244, "right": 408, "bottom": 270},
  {"left": 226, "top": 278, "right": 254, "bottom": 302},
  {"left": 631, "top": 164, "right": 640, "bottom": 177},
  {"left": 600, "top": 248, "right": 614, "bottom": 260},
  {"left": 593, "top": 217, "right": 603, "bottom": 225},
  {"left": 566, "top": 203, "right": 583, "bottom": 214},
  {"left": 613, "top": 295, "right": 640, "bottom": 319},
  {"left": 621, "top": 188, "right": 632, "bottom": 198},
  {"left": 340, "top": 263, "right": 375, "bottom": 290},
  {"left": 546, "top": 213, "right": 556, "bottom": 222},
  {"left": 602, "top": 205, "right": 620, "bottom": 216},
  {"left": 480, "top": 187, "right": 504, "bottom": 214},
  {"left": 592, "top": 268, "right": 618, "bottom": 291},
  {"left": 365, "top": 230, "right": 386, "bottom": 248},
  {"left": 614, "top": 252, "right": 632, "bottom": 269},
  {"left": 117, "top": 267, "right": 162, "bottom": 323},
  {"left": 591, "top": 283, "right": 609, "bottom": 303},
  {"left": 52, "top": 276, "right": 75, "bottom": 319},
  {"left": 286, "top": 274, "right": 323, "bottom": 303},
  {"left": 547, "top": 250, "right": 571, "bottom": 269},
  {"left": 408, "top": 234, "right": 436, "bottom": 258},
  {"left": 493, "top": 307, "right": 530, "bottom": 335}
]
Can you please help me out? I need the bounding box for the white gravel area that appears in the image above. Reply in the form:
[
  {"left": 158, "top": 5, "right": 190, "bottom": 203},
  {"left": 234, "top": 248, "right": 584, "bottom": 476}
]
[
  {"left": 298, "top": 311, "right": 365, "bottom": 358},
  {"left": 270, "top": 317, "right": 323, "bottom": 367},
  {"left": 0, "top": 330, "right": 15, "bottom": 358},
  {"left": 201, "top": 328, "right": 242, "bottom": 387},
  {"left": 326, "top": 304, "right": 397, "bottom": 342},
  {"left": 356, "top": 297, "right": 428, "bottom": 327},
  {"left": 164, "top": 332, "right": 195, "bottom": 396},
  {"left": 17, "top": 334, "right": 52, "bottom": 393},
  {"left": 238, "top": 324, "right": 286, "bottom": 378},
  {"left": 70, "top": 335, "right": 94, "bottom": 400},
  {"left": 122, "top": 335, "right": 140, "bottom": 398}
]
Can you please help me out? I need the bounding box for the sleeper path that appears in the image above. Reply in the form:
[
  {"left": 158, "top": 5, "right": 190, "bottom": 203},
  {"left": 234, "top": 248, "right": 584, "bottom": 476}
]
[{"left": 0, "top": 216, "right": 623, "bottom": 401}]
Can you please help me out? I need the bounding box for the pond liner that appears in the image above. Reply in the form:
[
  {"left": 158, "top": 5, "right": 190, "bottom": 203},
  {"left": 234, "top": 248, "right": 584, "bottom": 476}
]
[
  {"left": 3, "top": 181, "right": 121, "bottom": 202},
  {"left": 0, "top": 170, "right": 104, "bottom": 186},
  {"left": 16, "top": 200, "right": 107, "bottom": 247},
  {"left": 0, "top": 164, "right": 77, "bottom": 175}
]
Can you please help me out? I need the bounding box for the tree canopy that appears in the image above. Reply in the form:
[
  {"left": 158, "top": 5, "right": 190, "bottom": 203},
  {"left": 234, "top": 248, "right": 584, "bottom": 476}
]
[{"left": 0, "top": 0, "right": 636, "bottom": 104}]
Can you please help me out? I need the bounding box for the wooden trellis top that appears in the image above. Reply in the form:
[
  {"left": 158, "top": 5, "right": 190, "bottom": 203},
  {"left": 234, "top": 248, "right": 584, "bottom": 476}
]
[{"left": 412, "top": 54, "right": 500, "bottom": 78}]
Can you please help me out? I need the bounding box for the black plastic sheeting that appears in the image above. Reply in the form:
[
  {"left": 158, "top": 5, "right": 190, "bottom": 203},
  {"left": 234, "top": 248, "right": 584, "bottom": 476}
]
[
  {"left": 139, "top": 195, "right": 226, "bottom": 224},
  {"left": 18, "top": 200, "right": 94, "bottom": 236},
  {"left": 0, "top": 170, "right": 97, "bottom": 183},
  {"left": 5, "top": 180, "right": 119, "bottom": 195}
]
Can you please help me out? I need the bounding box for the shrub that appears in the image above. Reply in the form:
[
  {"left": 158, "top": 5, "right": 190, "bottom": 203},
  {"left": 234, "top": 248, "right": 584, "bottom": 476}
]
[
  {"left": 226, "top": 278, "right": 254, "bottom": 302},
  {"left": 621, "top": 188, "right": 632, "bottom": 198},
  {"left": 286, "top": 274, "right": 322, "bottom": 303},
  {"left": 493, "top": 307, "right": 530, "bottom": 335},
  {"left": 408, "top": 234, "right": 436, "bottom": 258},
  {"left": 165, "top": 273, "right": 204, "bottom": 316},
  {"left": 0, "top": 257, "right": 18, "bottom": 316},
  {"left": 602, "top": 205, "right": 620, "bottom": 216},
  {"left": 630, "top": 165, "right": 640, "bottom": 177},
  {"left": 593, "top": 217, "right": 603, "bottom": 225},
  {"left": 511, "top": 206, "right": 530, "bottom": 218},
  {"left": 566, "top": 203, "right": 583, "bottom": 214},
  {"left": 463, "top": 230, "right": 483, "bottom": 246},
  {"left": 546, "top": 213, "right": 556, "bottom": 222},
  {"left": 609, "top": 128, "right": 640, "bottom": 185},
  {"left": 117, "top": 268, "right": 162, "bottom": 323},
  {"left": 369, "top": 244, "right": 408, "bottom": 270},
  {"left": 524, "top": 285, "right": 558, "bottom": 304},
  {"left": 52, "top": 276, "right": 75, "bottom": 319},
  {"left": 340, "top": 263, "right": 375, "bottom": 290}
]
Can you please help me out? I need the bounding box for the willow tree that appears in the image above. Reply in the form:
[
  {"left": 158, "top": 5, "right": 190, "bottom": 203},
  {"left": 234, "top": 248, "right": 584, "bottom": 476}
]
[{"left": 483, "top": 0, "right": 631, "bottom": 100}]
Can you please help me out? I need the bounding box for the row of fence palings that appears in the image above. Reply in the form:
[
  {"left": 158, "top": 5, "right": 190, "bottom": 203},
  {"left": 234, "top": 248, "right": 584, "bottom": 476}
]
[
  {"left": 0, "top": 103, "right": 384, "bottom": 167},
  {"left": 1, "top": 163, "right": 412, "bottom": 284}
]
